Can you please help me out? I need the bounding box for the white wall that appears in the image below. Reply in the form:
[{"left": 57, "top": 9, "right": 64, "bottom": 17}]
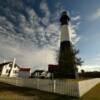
[
  {"left": 61, "top": 25, "right": 70, "bottom": 42},
  {"left": 0, "top": 77, "right": 79, "bottom": 97},
  {"left": 78, "top": 78, "right": 100, "bottom": 97},
  {"left": 18, "top": 71, "right": 30, "bottom": 78},
  {"left": 1, "top": 63, "right": 19, "bottom": 77},
  {"left": 9, "top": 67, "right": 19, "bottom": 77},
  {"left": 0, "top": 77, "right": 100, "bottom": 97},
  {"left": 1, "top": 64, "right": 11, "bottom": 76}
]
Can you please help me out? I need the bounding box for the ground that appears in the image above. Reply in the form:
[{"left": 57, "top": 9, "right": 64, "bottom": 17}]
[{"left": 81, "top": 83, "right": 100, "bottom": 100}]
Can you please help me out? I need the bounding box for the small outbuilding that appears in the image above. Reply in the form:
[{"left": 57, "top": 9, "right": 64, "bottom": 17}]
[{"left": 19, "top": 68, "right": 31, "bottom": 78}]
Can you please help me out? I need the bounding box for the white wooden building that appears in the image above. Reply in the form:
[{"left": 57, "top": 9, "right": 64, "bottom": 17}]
[
  {"left": 0, "top": 58, "right": 19, "bottom": 77},
  {"left": 0, "top": 58, "right": 31, "bottom": 78}
]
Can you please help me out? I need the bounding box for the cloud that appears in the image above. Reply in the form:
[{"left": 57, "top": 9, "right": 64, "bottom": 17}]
[
  {"left": 69, "top": 22, "right": 81, "bottom": 44},
  {"left": 90, "top": 56, "right": 100, "bottom": 65},
  {"left": 40, "top": 0, "right": 50, "bottom": 16},
  {"left": 0, "top": 0, "right": 81, "bottom": 71},
  {"left": 40, "top": 0, "right": 50, "bottom": 25},
  {"left": 0, "top": 0, "right": 59, "bottom": 71},
  {"left": 68, "top": 15, "right": 81, "bottom": 44},
  {"left": 0, "top": 29, "right": 57, "bottom": 71},
  {"left": 0, "top": 1, "right": 59, "bottom": 48},
  {"left": 77, "top": 54, "right": 100, "bottom": 72},
  {"left": 78, "top": 65, "right": 100, "bottom": 72},
  {"left": 0, "top": 39, "right": 57, "bottom": 71},
  {"left": 53, "top": 2, "right": 65, "bottom": 21},
  {"left": 71, "top": 15, "right": 80, "bottom": 21},
  {"left": 90, "top": 8, "right": 100, "bottom": 20}
]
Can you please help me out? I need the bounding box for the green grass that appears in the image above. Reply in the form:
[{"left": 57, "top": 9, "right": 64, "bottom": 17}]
[
  {"left": 81, "top": 83, "right": 100, "bottom": 100},
  {"left": 0, "top": 82, "right": 77, "bottom": 100}
]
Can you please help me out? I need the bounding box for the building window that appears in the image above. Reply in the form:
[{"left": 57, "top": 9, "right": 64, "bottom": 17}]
[
  {"left": 13, "top": 70, "right": 18, "bottom": 74},
  {"left": 9, "top": 64, "right": 12, "bottom": 67},
  {"left": 14, "top": 64, "right": 18, "bottom": 68},
  {"left": 6, "top": 69, "right": 10, "bottom": 73}
]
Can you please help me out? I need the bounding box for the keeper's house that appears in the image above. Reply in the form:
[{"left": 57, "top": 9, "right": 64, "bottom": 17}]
[
  {"left": 0, "top": 58, "right": 19, "bottom": 77},
  {"left": 18, "top": 68, "right": 31, "bottom": 78},
  {"left": 0, "top": 58, "right": 31, "bottom": 78}
]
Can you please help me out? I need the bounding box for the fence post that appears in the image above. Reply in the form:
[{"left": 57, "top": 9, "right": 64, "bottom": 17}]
[
  {"left": 37, "top": 78, "right": 40, "bottom": 89},
  {"left": 53, "top": 80, "right": 56, "bottom": 93}
]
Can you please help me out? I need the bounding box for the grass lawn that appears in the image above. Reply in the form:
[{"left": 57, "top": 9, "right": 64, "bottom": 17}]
[
  {"left": 81, "top": 83, "right": 100, "bottom": 100},
  {"left": 0, "top": 82, "right": 77, "bottom": 100}
]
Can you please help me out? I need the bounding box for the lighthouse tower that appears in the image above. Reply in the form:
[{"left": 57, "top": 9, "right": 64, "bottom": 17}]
[{"left": 58, "top": 11, "right": 77, "bottom": 78}]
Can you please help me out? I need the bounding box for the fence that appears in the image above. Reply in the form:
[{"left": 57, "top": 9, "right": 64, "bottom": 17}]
[
  {"left": 0, "top": 77, "right": 100, "bottom": 97},
  {"left": 78, "top": 78, "right": 100, "bottom": 97},
  {"left": 0, "top": 77, "right": 79, "bottom": 97}
]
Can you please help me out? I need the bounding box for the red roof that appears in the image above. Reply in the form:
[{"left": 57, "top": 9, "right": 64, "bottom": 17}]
[
  {"left": 19, "top": 68, "right": 30, "bottom": 71},
  {"left": 48, "top": 64, "right": 58, "bottom": 67},
  {"left": 48, "top": 64, "right": 59, "bottom": 72}
]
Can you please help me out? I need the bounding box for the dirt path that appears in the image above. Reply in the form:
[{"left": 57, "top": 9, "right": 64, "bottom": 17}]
[{"left": 0, "top": 82, "right": 76, "bottom": 100}]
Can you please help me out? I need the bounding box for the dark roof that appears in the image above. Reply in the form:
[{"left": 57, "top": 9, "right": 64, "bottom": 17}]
[
  {"left": 33, "top": 70, "right": 44, "bottom": 73},
  {"left": 31, "top": 70, "right": 44, "bottom": 75},
  {"left": 0, "top": 62, "right": 11, "bottom": 67},
  {"left": 0, "top": 62, "right": 11, "bottom": 70},
  {"left": 19, "top": 68, "right": 30, "bottom": 71},
  {"left": 0, "top": 62, "right": 20, "bottom": 69},
  {"left": 48, "top": 64, "right": 59, "bottom": 72}
]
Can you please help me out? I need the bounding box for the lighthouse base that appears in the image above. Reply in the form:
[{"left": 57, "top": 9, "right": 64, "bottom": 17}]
[
  {"left": 53, "top": 65, "right": 78, "bottom": 79},
  {"left": 54, "top": 41, "right": 78, "bottom": 79}
]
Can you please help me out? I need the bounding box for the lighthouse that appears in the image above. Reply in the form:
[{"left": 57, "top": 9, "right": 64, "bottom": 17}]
[{"left": 57, "top": 11, "right": 77, "bottom": 78}]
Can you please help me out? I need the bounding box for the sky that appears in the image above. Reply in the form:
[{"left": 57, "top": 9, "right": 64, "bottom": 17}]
[{"left": 0, "top": 0, "right": 100, "bottom": 72}]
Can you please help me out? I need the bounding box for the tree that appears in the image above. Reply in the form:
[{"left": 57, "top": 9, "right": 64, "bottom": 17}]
[
  {"left": 55, "top": 42, "right": 83, "bottom": 79},
  {"left": 72, "top": 48, "right": 83, "bottom": 66}
]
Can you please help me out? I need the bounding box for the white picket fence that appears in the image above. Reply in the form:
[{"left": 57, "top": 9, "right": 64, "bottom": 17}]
[{"left": 0, "top": 77, "right": 100, "bottom": 97}]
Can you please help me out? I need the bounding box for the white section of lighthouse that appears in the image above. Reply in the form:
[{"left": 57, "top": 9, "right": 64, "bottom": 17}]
[{"left": 61, "top": 25, "right": 70, "bottom": 42}]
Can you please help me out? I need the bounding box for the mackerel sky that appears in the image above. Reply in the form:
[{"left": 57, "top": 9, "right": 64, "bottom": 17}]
[{"left": 0, "top": 0, "right": 100, "bottom": 72}]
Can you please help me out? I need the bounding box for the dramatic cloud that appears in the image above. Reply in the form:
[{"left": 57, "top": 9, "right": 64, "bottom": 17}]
[
  {"left": 0, "top": 0, "right": 80, "bottom": 71},
  {"left": 0, "top": 39, "right": 57, "bottom": 71},
  {"left": 0, "top": 0, "right": 59, "bottom": 71},
  {"left": 40, "top": 0, "right": 50, "bottom": 16}
]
